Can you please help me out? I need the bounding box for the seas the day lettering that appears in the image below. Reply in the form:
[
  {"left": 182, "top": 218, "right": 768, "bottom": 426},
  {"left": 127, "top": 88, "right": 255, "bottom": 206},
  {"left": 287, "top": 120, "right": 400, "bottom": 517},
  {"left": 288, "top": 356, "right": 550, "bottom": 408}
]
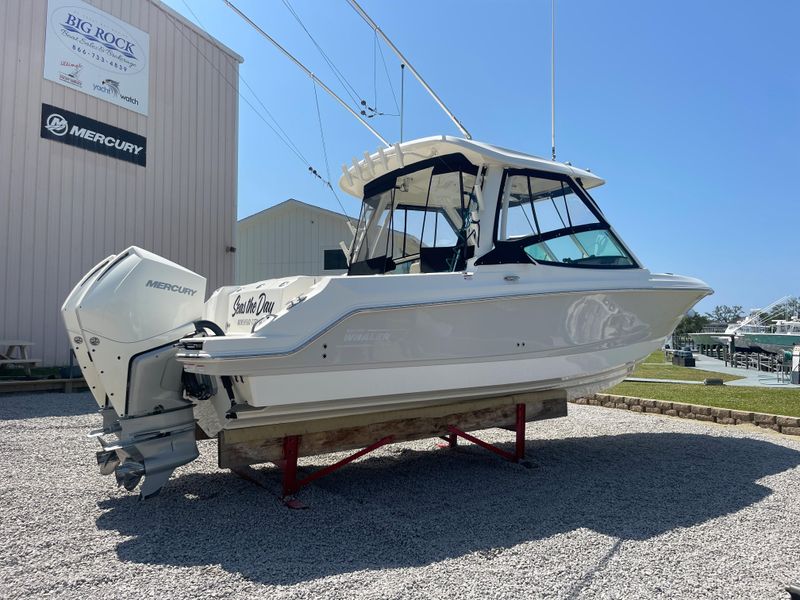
[{"left": 231, "top": 293, "right": 276, "bottom": 318}]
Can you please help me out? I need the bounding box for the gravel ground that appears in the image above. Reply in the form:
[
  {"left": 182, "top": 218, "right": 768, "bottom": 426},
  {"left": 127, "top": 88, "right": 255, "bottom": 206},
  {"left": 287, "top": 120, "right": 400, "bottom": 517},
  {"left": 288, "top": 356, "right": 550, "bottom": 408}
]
[{"left": 1, "top": 392, "right": 799, "bottom": 600}]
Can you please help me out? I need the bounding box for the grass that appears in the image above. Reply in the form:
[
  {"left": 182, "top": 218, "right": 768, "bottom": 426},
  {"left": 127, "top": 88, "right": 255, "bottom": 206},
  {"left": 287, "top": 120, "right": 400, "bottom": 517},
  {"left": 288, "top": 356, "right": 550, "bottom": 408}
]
[
  {"left": 607, "top": 381, "right": 800, "bottom": 418},
  {"left": 606, "top": 351, "right": 800, "bottom": 416},
  {"left": 629, "top": 351, "right": 743, "bottom": 383}
]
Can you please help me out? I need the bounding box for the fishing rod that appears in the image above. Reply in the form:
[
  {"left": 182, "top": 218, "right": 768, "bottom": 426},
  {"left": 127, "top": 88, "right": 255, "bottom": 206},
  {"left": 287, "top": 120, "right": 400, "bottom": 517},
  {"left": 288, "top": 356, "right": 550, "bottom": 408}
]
[
  {"left": 223, "top": 0, "right": 391, "bottom": 148},
  {"left": 345, "top": 0, "right": 472, "bottom": 140}
]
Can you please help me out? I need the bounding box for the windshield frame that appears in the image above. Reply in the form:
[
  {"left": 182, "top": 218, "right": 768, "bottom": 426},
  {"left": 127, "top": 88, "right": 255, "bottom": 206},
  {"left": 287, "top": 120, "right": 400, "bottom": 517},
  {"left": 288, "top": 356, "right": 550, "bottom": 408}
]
[
  {"left": 476, "top": 168, "right": 640, "bottom": 269},
  {"left": 348, "top": 153, "right": 479, "bottom": 275}
]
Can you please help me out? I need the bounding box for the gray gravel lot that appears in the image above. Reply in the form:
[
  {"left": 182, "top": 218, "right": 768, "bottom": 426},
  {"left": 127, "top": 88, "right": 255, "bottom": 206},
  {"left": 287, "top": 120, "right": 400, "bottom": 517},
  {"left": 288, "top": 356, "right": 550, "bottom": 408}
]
[{"left": 1, "top": 391, "right": 799, "bottom": 600}]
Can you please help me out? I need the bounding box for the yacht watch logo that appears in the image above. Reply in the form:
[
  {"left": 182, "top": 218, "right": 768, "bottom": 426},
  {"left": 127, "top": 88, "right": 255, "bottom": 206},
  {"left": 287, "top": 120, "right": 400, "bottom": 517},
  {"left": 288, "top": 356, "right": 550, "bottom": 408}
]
[
  {"left": 45, "top": 113, "right": 69, "bottom": 136},
  {"left": 101, "top": 79, "right": 120, "bottom": 96}
]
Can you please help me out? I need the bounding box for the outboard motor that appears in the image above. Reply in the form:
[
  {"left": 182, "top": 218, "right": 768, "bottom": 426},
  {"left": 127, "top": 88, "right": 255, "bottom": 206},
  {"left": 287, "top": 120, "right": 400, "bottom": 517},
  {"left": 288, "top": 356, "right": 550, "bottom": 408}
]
[{"left": 62, "top": 246, "right": 206, "bottom": 498}]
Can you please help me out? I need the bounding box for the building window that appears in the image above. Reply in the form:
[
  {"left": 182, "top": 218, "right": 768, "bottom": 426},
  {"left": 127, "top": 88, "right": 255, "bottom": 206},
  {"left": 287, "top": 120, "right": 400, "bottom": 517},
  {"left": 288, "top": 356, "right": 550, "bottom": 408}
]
[{"left": 324, "top": 249, "right": 348, "bottom": 270}]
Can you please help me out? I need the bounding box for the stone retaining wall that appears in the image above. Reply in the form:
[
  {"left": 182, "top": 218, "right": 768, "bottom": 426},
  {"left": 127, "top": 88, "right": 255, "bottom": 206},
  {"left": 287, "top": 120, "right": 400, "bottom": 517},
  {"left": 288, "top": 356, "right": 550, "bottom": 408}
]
[{"left": 572, "top": 394, "right": 800, "bottom": 437}]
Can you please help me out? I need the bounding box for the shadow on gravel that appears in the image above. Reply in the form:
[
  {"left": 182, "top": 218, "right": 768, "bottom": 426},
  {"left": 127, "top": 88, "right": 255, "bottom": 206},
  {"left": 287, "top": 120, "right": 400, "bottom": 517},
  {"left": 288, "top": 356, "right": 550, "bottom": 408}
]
[
  {"left": 96, "top": 432, "right": 800, "bottom": 585},
  {"left": 0, "top": 392, "right": 95, "bottom": 420}
]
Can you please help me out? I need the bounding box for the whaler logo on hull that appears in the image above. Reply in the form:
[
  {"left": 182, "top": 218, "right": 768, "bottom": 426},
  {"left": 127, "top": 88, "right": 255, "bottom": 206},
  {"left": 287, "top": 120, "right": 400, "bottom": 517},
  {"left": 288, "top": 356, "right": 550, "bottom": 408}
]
[
  {"left": 343, "top": 329, "right": 391, "bottom": 343},
  {"left": 146, "top": 280, "right": 197, "bottom": 296}
]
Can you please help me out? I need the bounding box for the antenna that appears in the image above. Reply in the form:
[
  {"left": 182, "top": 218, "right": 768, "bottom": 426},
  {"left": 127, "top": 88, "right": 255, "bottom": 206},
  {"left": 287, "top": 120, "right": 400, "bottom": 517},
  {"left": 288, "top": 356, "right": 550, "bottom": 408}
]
[
  {"left": 400, "top": 63, "right": 405, "bottom": 143},
  {"left": 223, "top": 0, "right": 390, "bottom": 148},
  {"left": 346, "top": 0, "right": 472, "bottom": 140},
  {"left": 551, "top": 0, "right": 556, "bottom": 161}
]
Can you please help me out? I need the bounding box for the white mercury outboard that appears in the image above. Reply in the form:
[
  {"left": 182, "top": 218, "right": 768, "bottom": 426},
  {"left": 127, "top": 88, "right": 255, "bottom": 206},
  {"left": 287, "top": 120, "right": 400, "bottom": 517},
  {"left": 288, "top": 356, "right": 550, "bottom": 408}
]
[{"left": 62, "top": 247, "right": 207, "bottom": 498}]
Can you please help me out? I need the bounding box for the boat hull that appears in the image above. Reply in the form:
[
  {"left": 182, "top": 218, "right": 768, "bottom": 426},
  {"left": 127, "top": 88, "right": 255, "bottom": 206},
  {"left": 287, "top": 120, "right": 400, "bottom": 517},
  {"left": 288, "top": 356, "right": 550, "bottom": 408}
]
[
  {"left": 180, "top": 278, "right": 709, "bottom": 426},
  {"left": 740, "top": 333, "right": 800, "bottom": 354},
  {"left": 220, "top": 341, "right": 651, "bottom": 428}
]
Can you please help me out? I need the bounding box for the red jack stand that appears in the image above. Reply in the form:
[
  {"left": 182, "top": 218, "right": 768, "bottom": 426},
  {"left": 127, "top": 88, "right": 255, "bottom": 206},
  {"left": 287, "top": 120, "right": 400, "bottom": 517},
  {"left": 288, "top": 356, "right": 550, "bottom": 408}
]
[
  {"left": 446, "top": 403, "right": 527, "bottom": 462},
  {"left": 436, "top": 432, "right": 458, "bottom": 449},
  {"left": 278, "top": 434, "right": 395, "bottom": 508},
  {"left": 220, "top": 393, "right": 565, "bottom": 509}
]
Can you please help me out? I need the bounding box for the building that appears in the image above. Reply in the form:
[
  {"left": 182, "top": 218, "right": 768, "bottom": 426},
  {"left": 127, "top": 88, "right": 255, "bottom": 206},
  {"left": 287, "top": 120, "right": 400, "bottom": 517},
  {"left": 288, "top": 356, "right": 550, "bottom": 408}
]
[
  {"left": 236, "top": 199, "right": 354, "bottom": 283},
  {"left": 0, "top": 0, "right": 242, "bottom": 365}
]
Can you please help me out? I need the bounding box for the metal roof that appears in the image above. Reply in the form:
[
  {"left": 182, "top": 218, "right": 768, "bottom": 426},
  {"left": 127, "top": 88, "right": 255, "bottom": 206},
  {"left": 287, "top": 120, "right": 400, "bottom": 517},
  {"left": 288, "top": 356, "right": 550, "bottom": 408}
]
[
  {"left": 152, "top": 0, "right": 244, "bottom": 63},
  {"left": 239, "top": 199, "right": 350, "bottom": 224}
]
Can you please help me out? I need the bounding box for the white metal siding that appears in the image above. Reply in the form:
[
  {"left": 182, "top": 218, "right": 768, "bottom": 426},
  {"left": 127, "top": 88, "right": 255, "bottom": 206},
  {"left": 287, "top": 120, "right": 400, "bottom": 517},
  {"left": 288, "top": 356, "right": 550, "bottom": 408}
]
[
  {"left": 236, "top": 202, "right": 352, "bottom": 283},
  {"left": 0, "top": 0, "right": 240, "bottom": 365}
]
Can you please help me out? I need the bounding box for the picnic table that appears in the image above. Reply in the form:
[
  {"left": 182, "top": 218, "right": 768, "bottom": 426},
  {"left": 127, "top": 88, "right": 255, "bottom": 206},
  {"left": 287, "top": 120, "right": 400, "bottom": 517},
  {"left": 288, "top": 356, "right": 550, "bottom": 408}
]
[{"left": 0, "top": 340, "right": 41, "bottom": 377}]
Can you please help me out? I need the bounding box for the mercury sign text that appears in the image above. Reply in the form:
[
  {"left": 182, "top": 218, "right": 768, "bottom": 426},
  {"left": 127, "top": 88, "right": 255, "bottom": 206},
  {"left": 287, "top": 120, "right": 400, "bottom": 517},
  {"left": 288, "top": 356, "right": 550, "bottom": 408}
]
[{"left": 40, "top": 104, "right": 147, "bottom": 167}]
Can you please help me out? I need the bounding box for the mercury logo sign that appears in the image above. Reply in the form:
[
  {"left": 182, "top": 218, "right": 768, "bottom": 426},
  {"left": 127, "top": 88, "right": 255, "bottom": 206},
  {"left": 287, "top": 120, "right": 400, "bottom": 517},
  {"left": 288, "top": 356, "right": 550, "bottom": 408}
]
[
  {"left": 68, "top": 125, "right": 144, "bottom": 155},
  {"left": 43, "top": 109, "right": 143, "bottom": 155},
  {"left": 41, "top": 103, "right": 146, "bottom": 167},
  {"left": 45, "top": 113, "right": 69, "bottom": 136}
]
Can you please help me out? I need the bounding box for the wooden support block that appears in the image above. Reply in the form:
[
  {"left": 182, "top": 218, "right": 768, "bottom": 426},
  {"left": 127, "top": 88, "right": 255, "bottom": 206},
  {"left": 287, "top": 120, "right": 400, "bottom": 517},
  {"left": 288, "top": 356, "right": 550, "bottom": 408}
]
[
  {"left": 218, "top": 391, "right": 567, "bottom": 468},
  {"left": 0, "top": 378, "right": 87, "bottom": 394}
]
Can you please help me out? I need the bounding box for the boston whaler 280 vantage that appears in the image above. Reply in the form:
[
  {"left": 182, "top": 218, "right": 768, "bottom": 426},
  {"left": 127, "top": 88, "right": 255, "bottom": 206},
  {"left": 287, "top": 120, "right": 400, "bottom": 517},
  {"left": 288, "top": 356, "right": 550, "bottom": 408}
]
[{"left": 62, "top": 136, "right": 711, "bottom": 497}]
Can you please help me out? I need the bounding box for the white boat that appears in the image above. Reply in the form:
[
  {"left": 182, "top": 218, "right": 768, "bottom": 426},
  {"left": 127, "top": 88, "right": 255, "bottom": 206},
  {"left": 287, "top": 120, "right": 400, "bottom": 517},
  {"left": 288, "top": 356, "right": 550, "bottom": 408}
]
[
  {"left": 689, "top": 322, "right": 766, "bottom": 351},
  {"left": 62, "top": 136, "right": 711, "bottom": 497},
  {"left": 688, "top": 325, "right": 733, "bottom": 348}
]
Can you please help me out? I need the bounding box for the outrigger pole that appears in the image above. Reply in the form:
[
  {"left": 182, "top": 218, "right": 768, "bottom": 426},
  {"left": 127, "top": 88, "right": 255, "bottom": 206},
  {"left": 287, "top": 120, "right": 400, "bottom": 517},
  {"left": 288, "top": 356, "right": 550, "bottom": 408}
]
[
  {"left": 223, "top": 0, "right": 391, "bottom": 148},
  {"left": 551, "top": 0, "right": 556, "bottom": 161},
  {"left": 346, "top": 0, "right": 472, "bottom": 140}
]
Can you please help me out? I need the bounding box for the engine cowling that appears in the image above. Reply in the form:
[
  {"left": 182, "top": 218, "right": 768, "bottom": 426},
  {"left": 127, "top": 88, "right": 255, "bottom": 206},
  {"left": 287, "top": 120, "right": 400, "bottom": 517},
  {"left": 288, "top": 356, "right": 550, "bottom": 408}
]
[{"left": 62, "top": 246, "right": 206, "bottom": 416}]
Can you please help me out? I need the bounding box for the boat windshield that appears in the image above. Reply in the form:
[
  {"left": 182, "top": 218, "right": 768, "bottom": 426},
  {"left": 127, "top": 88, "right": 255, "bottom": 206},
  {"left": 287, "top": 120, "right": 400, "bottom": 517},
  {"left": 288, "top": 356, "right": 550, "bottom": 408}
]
[
  {"left": 348, "top": 154, "right": 479, "bottom": 275},
  {"left": 478, "top": 169, "right": 637, "bottom": 268},
  {"left": 775, "top": 321, "right": 800, "bottom": 334}
]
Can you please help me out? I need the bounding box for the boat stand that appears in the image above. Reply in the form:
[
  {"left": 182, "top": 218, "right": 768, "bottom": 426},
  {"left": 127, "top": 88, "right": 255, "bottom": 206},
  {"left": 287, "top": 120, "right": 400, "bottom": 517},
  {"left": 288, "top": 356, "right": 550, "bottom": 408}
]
[
  {"left": 277, "top": 434, "right": 395, "bottom": 507},
  {"left": 270, "top": 403, "right": 529, "bottom": 507},
  {"left": 442, "top": 403, "right": 527, "bottom": 462},
  {"left": 219, "top": 391, "right": 566, "bottom": 508}
]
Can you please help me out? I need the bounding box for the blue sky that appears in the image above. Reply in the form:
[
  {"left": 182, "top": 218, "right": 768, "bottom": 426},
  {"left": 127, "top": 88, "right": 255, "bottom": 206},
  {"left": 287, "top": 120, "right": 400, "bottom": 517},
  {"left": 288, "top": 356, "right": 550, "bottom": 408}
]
[{"left": 163, "top": 0, "right": 799, "bottom": 313}]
